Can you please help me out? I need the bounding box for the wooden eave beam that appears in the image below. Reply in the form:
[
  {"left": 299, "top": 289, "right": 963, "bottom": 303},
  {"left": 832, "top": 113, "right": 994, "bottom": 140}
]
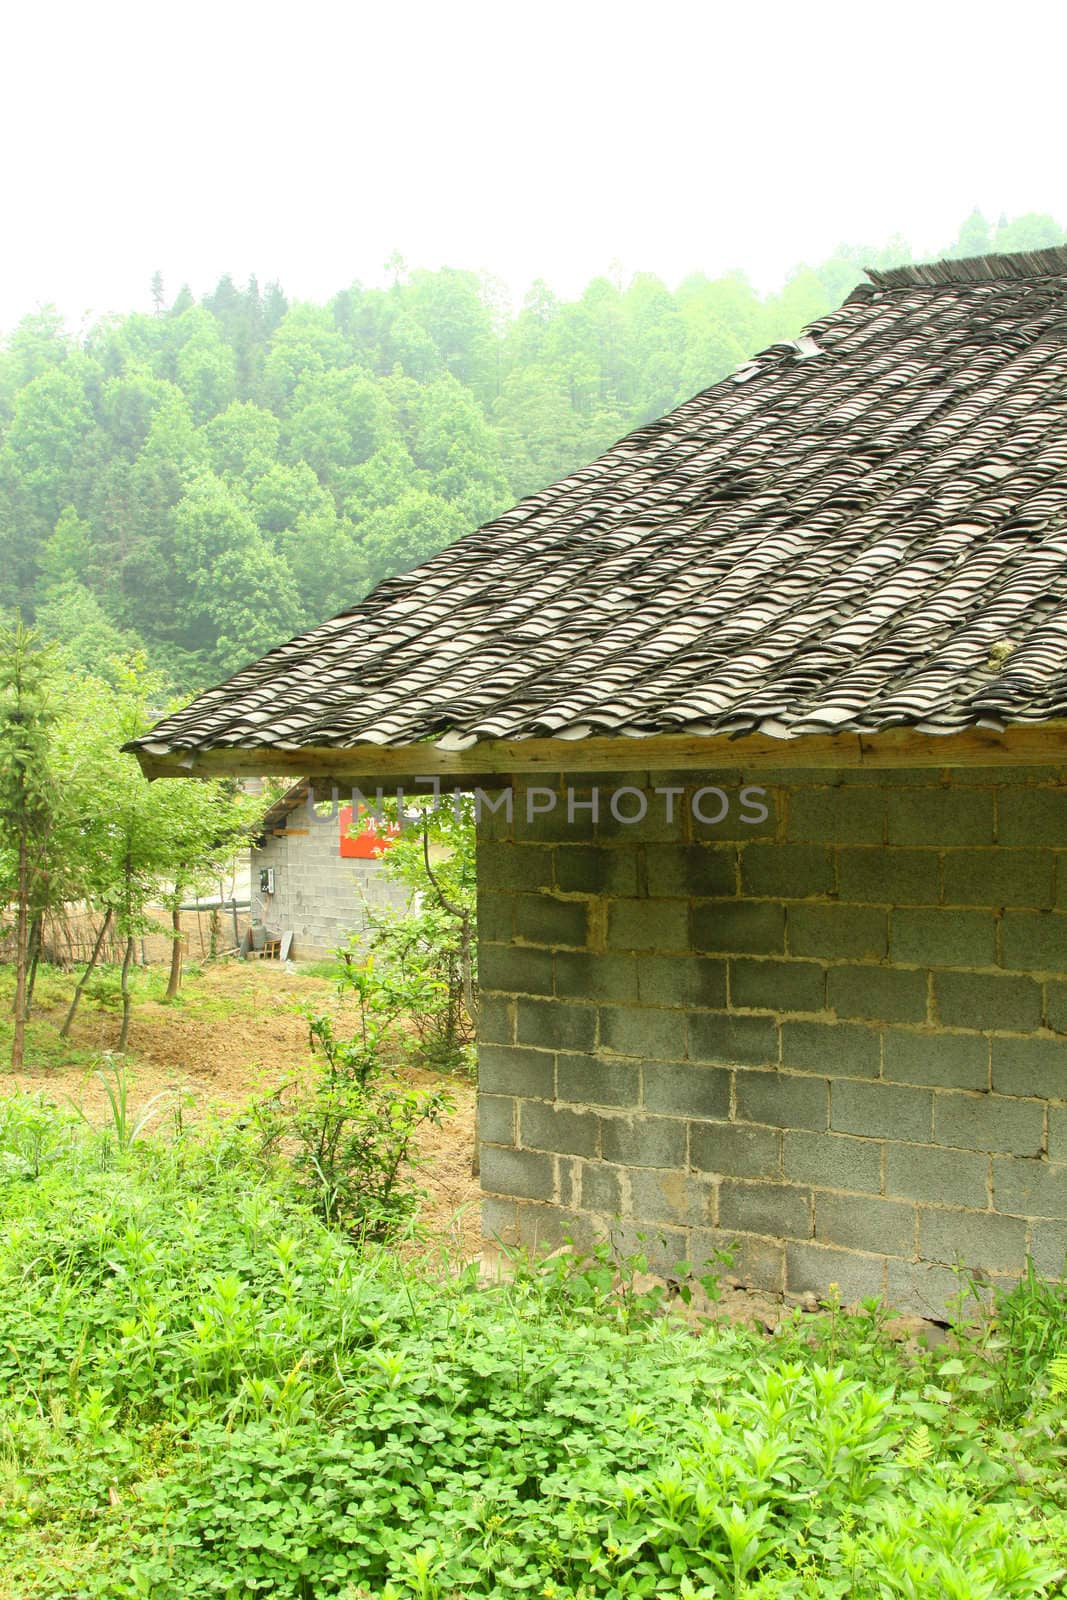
[{"left": 134, "top": 721, "right": 1067, "bottom": 785}]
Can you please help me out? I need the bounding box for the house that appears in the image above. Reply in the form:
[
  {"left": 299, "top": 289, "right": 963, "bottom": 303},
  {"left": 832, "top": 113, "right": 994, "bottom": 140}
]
[
  {"left": 130, "top": 246, "right": 1067, "bottom": 1317},
  {"left": 250, "top": 781, "right": 410, "bottom": 959}
]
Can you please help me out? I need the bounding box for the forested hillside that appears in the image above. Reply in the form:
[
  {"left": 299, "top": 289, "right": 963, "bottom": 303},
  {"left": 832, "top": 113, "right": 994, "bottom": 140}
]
[{"left": 0, "top": 208, "right": 1061, "bottom": 694}]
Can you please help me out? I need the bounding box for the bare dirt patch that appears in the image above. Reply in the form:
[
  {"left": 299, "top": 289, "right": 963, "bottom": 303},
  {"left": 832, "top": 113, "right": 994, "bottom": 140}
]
[{"left": 6, "top": 960, "right": 481, "bottom": 1254}]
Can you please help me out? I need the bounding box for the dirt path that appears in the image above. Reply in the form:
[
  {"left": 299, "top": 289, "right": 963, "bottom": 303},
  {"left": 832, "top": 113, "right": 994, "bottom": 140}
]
[{"left": 6, "top": 961, "right": 482, "bottom": 1253}]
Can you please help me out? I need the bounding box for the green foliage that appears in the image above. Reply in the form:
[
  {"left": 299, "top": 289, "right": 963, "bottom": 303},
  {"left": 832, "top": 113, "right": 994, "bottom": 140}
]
[
  {"left": 1, "top": 1099, "right": 1067, "bottom": 1597},
  {"left": 360, "top": 795, "right": 478, "bottom": 1073},
  {"left": 3, "top": 213, "right": 1062, "bottom": 690},
  {"left": 252, "top": 946, "right": 452, "bottom": 1236}
]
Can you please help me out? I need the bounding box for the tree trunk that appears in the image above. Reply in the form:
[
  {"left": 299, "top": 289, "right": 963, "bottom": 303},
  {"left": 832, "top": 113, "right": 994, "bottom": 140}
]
[
  {"left": 117, "top": 936, "right": 135, "bottom": 1052},
  {"left": 10, "top": 829, "right": 29, "bottom": 1071},
  {"left": 61, "top": 907, "right": 113, "bottom": 1039},
  {"left": 24, "top": 914, "right": 42, "bottom": 1018},
  {"left": 165, "top": 904, "right": 183, "bottom": 1000},
  {"left": 209, "top": 906, "right": 219, "bottom": 960}
]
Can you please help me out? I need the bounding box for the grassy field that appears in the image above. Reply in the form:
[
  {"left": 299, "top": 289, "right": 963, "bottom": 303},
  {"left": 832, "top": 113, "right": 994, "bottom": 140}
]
[
  {"left": 1, "top": 1091, "right": 1067, "bottom": 1597},
  {"left": 1, "top": 967, "right": 1067, "bottom": 1596}
]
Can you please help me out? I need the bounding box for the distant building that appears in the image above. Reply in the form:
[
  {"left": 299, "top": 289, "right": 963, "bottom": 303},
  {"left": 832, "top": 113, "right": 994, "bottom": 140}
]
[{"left": 250, "top": 782, "right": 410, "bottom": 958}]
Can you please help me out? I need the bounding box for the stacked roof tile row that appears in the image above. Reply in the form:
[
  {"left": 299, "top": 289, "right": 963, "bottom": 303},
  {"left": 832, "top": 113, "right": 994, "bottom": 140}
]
[{"left": 133, "top": 249, "right": 1067, "bottom": 759}]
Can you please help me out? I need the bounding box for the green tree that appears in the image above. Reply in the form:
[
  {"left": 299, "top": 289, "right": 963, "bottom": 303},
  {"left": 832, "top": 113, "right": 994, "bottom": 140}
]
[{"left": 0, "top": 623, "right": 55, "bottom": 1068}]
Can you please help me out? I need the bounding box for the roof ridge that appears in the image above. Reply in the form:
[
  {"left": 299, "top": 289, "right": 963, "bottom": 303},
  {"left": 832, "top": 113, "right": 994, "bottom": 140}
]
[{"left": 867, "top": 245, "right": 1067, "bottom": 289}]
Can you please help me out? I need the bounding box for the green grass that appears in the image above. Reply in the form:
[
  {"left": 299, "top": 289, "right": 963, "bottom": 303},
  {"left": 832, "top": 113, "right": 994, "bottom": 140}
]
[{"left": 1, "top": 1097, "right": 1066, "bottom": 1599}]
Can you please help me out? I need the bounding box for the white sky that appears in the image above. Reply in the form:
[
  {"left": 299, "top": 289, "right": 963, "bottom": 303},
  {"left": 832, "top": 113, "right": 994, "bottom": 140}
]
[{"left": 3, "top": 0, "right": 1066, "bottom": 334}]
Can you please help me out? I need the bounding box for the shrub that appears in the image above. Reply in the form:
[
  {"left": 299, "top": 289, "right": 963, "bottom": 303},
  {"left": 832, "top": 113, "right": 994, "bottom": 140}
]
[{"left": 252, "top": 948, "right": 452, "bottom": 1236}]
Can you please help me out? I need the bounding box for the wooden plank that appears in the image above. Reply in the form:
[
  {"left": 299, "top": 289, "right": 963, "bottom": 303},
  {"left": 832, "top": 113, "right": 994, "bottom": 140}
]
[{"left": 133, "top": 721, "right": 1067, "bottom": 784}]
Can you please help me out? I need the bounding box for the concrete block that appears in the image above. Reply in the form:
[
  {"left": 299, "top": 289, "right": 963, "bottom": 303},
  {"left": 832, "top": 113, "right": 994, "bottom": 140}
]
[
  {"left": 691, "top": 900, "right": 785, "bottom": 954},
  {"left": 997, "top": 788, "right": 1067, "bottom": 847},
  {"left": 517, "top": 1203, "right": 595, "bottom": 1256},
  {"left": 513, "top": 801, "right": 596, "bottom": 844},
  {"left": 891, "top": 908, "right": 996, "bottom": 969},
  {"left": 991, "top": 1035, "right": 1067, "bottom": 1098},
  {"left": 480, "top": 1145, "right": 556, "bottom": 1202},
  {"left": 478, "top": 1043, "right": 555, "bottom": 1098},
  {"left": 783, "top": 1130, "right": 882, "bottom": 1193},
  {"left": 688, "top": 1011, "right": 778, "bottom": 1067},
  {"left": 883, "top": 1029, "right": 988, "bottom": 1091},
  {"left": 578, "top": 1160, "right": 624, "bottom": 1215},
  {"left": 516, "top": 999, "right": 596, "bottom": 1054},
  {"left": 885, "top": 1140, "right": 989, "bottom": 1209},
  {"left": 827, "top": 964, "right": 928, "bottom": 1023},
  {"left": 479, "top": 943, "right": 554, "bottom": 996},
  {"left": 600, "top": 1114, "right": 686, "bottom": 1168},
  {"left": 476, "top": 891, "right": 513, "bottom": 942},
  {"left": 918, "top": 1207, "right": 1027, "bottom": 1273},
  {"left": 781, "top": 1020, "right": 881, "bottom": 1078},
  {"left": 637, "top": 954, "right": 728, "bottom": 1009},
  {"left": 831, "top": 1080, "right": 934, "bottom": 1143},
  {"left": 1001, "top": 913, "right": 1067, "bottom": 974},
  {"left": 606, "top": 1221, "right": 690, "bottom": 1275},
  {"left": 478, "top": 1094, "right": 516, "bottom": 1145},
  {"left": 689, "top": 1120, "right": 781, "bottom": 1179},
  {"left": 643, "top": 1061, "right": 731, "bottom": 1120},
  {"left": 1047, "top": 982, "right": 1067, "bottom": 1034},
  {"left": 888, "top": 789, "right": 993, "bottom": 847},
  {"left": 645, "top": 843, "right": 737, "bottom": 897},
  {"left": 934, "top": 1091, "right": 1045, "bottom": 1156},
  {"left": 515, "top": 894, "right": 590, "bottom": 949},
  {"left": 836, "top": 847, "right": 938, "bottom": 906},
  {"left": 1049, "top": 1105, "right": 1067, "bottom": 1162},
  {"left": 691, "top": 1229, "right": 785, "bottom": 1292},
  {"left": 597, "top": 793, "right": 688, "bottom": 843},
  {"left": 555, "top": 845, "right": 638, "bottom": 896},
  {"left": 629, "top": 1167, "right": 716, "bottom": 1228},
  {"left": 1027, "top": 1222, "right": 1067, "bottom": 1278},
  {"left": 785, "top": 1241, "right": 886, "bottom": 1304},
  {"left": 730, "top": 958, "right": 826, "bottom": 1014},
  {"left": 942, "top": 849, "right": 1054, "bottom": 909},
  {"left": 555, "top": 951, "right": 637, "bottom": 1003},
  {"left": 735, "top": 1069, "right": 828, "bottom": 1131},
  {"left": 992, "top": 1157, "right": 1067, "bottom": 1218},
  {"left": 608, "top": 898, "right": 689, "bottom": 952},
  {"left": 477, "top": 842, "right": 555, "bottom": 893},
  {"left": 477, "top": 996, "right": 514, "bottom": 1046},
  {"left": 599, "top": 1005, "right": 687, "bottom": 1060},
  {"left": 520, "top": 1101, "right": 598, "bottom": 1158},
  {"left": 481, "top": 1195, "right": 518, "bottom": 1246},
  {"left": 556, "top": 1053, "right": 640, "bottom": 1108},
  {"left": 788, "top": 787, "right": 886, "bottom": 845},
  {"left": 788, "top": 904, "right": 887, "bottom": 961},
  {"left": 934, "top": 971, "right": 1043, "bottom": 1033},
  {"left": 688, "top": 787, "right": 776, "bottom": 841},
  {"left": 815, "top": 1192, "right": 915, "bottom": 1256},
  {"left": 719, "top": 1179, "right": 812, "bottom": 1239},
  {"left": 740, "top": 843, "right": 835, "bottom": 900},
  {"left": 886, "top": 1259, "right": 972, "bottom": 1320}
]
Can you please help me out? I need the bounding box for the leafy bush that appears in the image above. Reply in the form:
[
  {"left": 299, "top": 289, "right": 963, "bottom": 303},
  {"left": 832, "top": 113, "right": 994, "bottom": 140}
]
[
  {"left": 1, "top": 1099, "right": 1066, "bottom": 1599},
  {"left": 358, "top": 797, "right": 477, "bottom": 1076},
  {"left": 252, "top": 948, "right": 452, "bottom": 1236}
]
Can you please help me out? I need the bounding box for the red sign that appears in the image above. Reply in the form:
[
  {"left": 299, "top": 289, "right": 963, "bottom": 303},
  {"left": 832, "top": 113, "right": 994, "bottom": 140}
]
[{"left": 338, "top": 804, "right": 399, "bottom": 859}]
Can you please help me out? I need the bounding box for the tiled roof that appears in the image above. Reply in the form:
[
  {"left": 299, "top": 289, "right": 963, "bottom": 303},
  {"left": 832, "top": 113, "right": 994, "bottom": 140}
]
[{"left": 133, "top": 249, "right": 1067, "bottom": 759}]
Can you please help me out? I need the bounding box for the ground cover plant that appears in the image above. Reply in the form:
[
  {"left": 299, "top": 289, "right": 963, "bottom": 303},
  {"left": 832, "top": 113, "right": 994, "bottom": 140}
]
[{"left": 2, "top": 1096, "right": 1067, "bottom": 1598}]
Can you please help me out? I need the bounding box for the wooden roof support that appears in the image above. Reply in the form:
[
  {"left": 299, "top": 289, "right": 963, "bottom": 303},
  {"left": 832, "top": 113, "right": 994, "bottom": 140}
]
[{"left": 135, "top": 721, "right": 1067, "bottom": 785}]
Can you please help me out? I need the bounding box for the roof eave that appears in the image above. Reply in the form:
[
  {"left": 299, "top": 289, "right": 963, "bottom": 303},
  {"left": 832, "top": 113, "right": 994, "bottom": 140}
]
[{"left": 132, "top": 721, "right": 1067, "bottom": 786}]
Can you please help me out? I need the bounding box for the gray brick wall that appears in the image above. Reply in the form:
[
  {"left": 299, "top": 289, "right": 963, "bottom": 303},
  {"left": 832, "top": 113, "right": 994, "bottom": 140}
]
[
  {"left": 251, "top": 815, "right": 412, "bottom": 959},
  {"left": 477, "top": 769, "right": 1067, "bottom": 1318}
]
